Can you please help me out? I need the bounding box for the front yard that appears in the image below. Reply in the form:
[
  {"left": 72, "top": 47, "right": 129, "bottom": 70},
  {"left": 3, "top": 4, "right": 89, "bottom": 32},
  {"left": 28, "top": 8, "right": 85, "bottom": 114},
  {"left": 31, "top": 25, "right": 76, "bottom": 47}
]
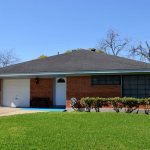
[{"left": 0, "top": 112, "right": 149, "bottom": 150}]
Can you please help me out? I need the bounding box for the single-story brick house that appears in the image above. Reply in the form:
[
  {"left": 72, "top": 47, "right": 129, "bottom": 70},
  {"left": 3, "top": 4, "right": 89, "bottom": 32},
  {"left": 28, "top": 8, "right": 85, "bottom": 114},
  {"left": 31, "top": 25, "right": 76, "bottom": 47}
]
[{"left": 0, "top": 49, "right": 150, "bottom": 108}]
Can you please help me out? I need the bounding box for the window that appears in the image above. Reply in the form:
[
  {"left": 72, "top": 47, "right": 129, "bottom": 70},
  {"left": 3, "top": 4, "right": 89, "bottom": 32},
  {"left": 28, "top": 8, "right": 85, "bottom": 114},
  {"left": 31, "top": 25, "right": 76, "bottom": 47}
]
[
  {"left": 91, "top": 75, "right": 121, "bottom": 85},
  {"left": 123, "top": 75, "right": 150, "bottom": 98},
  {"left": 57, "top": 78, "right": 65, "bottom": 83}
]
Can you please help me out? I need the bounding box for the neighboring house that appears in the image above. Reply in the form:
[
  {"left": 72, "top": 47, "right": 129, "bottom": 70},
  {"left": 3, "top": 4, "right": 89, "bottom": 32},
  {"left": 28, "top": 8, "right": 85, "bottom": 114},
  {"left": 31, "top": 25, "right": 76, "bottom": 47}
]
[{"left": 0, "top": 49, "right": 150, "bottom": 108}]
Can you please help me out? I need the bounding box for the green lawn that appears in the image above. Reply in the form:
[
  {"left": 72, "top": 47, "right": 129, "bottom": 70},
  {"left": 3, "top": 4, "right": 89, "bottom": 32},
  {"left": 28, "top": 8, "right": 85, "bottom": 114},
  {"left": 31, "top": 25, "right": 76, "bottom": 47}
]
[{"left": 0, "top": 112, "right": 150, "bottom": 150}]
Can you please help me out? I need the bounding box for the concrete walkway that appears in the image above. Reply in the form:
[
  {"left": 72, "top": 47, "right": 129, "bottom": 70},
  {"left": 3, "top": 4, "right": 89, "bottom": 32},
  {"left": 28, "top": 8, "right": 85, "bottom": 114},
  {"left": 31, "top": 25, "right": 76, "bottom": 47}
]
[
  {"left": 0, "top": 107, "right": 146, "bottom": 117},
  {"left": 0, "top": 107, "right": 42, "bottom": 116}
]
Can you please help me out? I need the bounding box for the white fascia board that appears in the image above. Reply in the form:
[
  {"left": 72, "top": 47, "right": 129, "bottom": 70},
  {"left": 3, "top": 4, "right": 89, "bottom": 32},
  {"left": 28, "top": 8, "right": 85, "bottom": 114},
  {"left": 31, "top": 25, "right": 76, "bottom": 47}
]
[{"left": 0, "top": 70, "right": 150, "bottom": 78}]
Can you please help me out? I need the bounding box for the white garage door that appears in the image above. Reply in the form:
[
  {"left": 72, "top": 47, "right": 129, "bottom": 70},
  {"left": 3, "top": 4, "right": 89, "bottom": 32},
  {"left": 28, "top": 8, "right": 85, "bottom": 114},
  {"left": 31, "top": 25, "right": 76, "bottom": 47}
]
[{"left": 3, "top": 79, "right": 30, "bottom": 107}]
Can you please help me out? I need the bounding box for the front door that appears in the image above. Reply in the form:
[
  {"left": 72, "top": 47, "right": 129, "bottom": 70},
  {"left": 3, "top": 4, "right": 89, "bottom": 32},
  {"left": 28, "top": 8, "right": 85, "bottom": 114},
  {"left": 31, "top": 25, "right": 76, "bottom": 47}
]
[{"left": 55, "top": 78, "right": 66, "bottom": 106}]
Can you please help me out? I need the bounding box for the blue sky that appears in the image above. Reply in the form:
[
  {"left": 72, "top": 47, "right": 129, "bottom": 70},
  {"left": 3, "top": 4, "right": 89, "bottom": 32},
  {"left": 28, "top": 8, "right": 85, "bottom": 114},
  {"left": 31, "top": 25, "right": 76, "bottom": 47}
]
[{"left": 0, "top": 0, "right": 149, "bottom": 61}]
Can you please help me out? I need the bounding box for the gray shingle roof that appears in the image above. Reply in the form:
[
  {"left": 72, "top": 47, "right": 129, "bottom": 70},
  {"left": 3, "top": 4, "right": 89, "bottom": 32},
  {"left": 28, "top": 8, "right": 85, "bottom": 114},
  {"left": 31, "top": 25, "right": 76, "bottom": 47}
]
[{"left": 0, "top": 50, "right": 150, "bottom": 74}]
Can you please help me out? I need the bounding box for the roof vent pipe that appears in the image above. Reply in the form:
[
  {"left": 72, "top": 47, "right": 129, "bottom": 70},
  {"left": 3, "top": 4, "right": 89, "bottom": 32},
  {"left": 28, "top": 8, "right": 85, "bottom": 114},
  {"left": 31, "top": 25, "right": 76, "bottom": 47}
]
[{"left": 91, "top": 48, "right": 96, "bottom": 52}]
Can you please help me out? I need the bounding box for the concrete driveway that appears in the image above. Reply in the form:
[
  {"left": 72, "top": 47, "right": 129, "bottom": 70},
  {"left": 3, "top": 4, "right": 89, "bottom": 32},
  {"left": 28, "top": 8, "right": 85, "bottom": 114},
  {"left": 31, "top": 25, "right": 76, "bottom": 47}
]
[{"left": 0, "top": 107, "right": 40, "bottom": 116}]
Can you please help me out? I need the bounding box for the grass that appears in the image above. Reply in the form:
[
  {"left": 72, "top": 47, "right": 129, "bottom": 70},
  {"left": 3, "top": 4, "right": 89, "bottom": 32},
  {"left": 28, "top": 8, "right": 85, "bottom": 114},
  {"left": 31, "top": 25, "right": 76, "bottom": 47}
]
[{"left": 0, "top": 112, "right": 150, "bottom": 150}]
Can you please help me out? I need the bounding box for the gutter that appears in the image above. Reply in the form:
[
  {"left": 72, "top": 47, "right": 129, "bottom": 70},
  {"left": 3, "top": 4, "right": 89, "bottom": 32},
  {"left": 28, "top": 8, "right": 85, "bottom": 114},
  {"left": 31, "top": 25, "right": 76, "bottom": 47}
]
[{"left": 0, "top": 70, "right": 150, "bottom": 78}]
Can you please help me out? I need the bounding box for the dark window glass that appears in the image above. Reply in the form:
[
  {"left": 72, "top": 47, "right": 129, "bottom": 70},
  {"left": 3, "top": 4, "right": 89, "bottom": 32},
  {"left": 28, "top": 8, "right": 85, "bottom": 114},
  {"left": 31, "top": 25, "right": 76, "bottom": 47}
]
[
  {"left": 57, "top": 78, "right": 65, "bottom": 83},
  {"left": 123, "top": 75, "right": 150, "bottom": 98},
  {"left": 91, "top": 75, "right": 121, "bottom": 85}
]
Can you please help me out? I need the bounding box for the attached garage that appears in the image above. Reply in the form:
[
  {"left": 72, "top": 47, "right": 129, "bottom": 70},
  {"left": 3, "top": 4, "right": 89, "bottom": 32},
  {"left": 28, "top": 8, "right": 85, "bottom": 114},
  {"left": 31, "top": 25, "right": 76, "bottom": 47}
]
[{"left": 3, "top": 79, "right": 30, "bottom": 107}]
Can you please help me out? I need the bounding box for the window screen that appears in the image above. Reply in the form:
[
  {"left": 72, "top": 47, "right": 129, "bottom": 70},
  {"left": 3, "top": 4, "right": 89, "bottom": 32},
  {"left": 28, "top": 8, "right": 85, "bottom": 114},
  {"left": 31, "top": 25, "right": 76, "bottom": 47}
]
[{"left": 122, "top": 75, "right": 150, "bottom": 98}]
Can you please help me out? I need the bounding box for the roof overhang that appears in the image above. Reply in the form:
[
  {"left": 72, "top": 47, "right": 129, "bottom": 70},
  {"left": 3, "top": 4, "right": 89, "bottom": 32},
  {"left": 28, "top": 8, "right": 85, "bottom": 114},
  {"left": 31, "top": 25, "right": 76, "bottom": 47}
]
[{"left": 0, "top": 69, "right": 150, "bottom": 78}]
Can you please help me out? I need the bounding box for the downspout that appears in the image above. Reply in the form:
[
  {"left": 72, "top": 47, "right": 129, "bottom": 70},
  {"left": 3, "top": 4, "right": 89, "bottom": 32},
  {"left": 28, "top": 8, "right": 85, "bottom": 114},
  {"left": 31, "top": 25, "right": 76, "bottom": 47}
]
[{"left": 121, "top": 75, "right": 123, "bottom": 97}]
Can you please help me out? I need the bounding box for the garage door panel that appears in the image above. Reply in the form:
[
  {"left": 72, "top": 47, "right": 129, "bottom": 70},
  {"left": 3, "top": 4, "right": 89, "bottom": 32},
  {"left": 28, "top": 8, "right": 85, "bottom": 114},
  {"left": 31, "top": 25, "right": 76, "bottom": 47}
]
[{"left": 3, "top": 79, "right": 30, "bottom": 107}]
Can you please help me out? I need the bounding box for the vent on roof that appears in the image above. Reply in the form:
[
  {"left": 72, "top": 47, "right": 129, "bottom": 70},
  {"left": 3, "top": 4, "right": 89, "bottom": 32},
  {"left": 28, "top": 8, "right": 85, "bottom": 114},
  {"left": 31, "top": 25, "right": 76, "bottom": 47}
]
[{"left": 91, "top": 48, "right": 96, "bottom": 52}]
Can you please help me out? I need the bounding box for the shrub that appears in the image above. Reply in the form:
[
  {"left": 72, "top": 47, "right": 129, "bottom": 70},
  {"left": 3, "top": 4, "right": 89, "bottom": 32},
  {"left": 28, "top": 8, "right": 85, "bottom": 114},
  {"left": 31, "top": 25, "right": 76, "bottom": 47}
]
[
  {"left": 122, "top": 97, "right": 141, "bottom": 113},
  {"left": 80, "top": 97, "right": 94, "bottom": 112},
  {"left": 79, "top": 97, "right": 150, "bottom": 114},
  {"left": 70, "top": 97, "right": 80, "bottom": 111},
  {"left": 108, "top": 97, "right": 123, "bottom": 113},
  {"left": 140, "top": 98, "right": 150, "bottom": 114},
  {"left": 93, "top": 98, "right": 108, "bottom": 112}
]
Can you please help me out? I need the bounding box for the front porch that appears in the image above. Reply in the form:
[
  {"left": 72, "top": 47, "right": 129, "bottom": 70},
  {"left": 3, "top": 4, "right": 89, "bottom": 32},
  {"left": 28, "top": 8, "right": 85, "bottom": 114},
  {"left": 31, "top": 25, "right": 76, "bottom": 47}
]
[{"left": 28, "top": 77, "right": 67, "bottom": 108}]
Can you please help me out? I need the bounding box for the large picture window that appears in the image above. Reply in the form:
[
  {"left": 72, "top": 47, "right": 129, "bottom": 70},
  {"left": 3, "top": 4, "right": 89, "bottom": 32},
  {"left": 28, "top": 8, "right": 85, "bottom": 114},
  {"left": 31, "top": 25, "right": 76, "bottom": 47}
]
[
  {"left": 91, "top": 75, "right": 121, "bottom": 85},
  {"left": 122, "top": 75, "right": 150, "bottom": 98}
]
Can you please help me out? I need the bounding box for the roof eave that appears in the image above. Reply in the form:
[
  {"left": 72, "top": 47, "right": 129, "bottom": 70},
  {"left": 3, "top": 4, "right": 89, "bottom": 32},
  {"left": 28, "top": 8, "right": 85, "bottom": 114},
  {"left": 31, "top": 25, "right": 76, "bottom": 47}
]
[{"left": 0, "top": 69, "right": 150, "bottom": 78}]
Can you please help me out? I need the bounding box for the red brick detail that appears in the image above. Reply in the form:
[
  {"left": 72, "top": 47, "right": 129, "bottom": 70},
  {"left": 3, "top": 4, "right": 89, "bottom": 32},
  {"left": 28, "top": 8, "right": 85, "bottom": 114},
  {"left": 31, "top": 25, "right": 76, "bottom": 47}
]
[
  {"left": 66, "top": 100, "right": 70, "bottom": 108},
  {"left": 30, "top": 78, "right": 53, "bottom": 106},
  {"left": 66, "top": 76, "right": 121, "bottom": 108}
]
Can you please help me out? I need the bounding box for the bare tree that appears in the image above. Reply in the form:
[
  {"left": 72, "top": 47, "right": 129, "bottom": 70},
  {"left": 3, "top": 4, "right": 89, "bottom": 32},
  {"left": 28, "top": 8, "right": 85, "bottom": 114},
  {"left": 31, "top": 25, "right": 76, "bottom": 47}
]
[
  {"left": 130, "top": 41, "right": 150, "bottom": 62},
  {"left": 98, "top": 29, "right": 129, "bottom": 56},
  {"left": 0, "top": 50, "right": 19, "bottom": 67}
]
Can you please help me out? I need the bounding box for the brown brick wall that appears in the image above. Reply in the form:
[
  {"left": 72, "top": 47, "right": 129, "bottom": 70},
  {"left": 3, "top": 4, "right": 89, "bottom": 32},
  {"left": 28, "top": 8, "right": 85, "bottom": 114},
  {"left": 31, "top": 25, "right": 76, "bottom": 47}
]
[
  {"left": 66, "top": 76, "right": 121, "bottom": 108},
  {"left": 30, "top": 78, "right": 53, "bottom": 106}
]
